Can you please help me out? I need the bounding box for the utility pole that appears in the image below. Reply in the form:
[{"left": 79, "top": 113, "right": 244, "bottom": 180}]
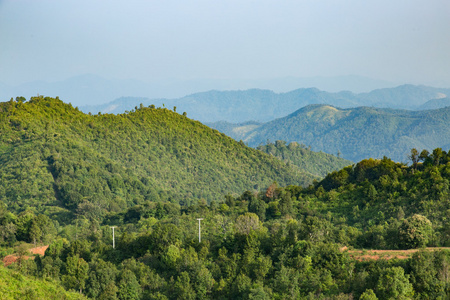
[
  {"left": 110, "top": 226, "right": 116, "bottom": 248},
  {"left": 196, "top": 218, "right": 203, "bottom": 243}
]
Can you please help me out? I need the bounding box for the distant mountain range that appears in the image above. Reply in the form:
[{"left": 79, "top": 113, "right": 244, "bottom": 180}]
[
  {"left": 0, "top": 74, "right": 398, "bottom": 107},
  {"left": 208, "top": 104, "right": 450, "bottom": 162},
  {"left": 79, "top": 84, "right": 450, "bottom": 123}
]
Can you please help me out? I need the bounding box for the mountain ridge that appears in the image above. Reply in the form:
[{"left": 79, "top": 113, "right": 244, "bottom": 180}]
[
  {"left": 80, "top": 84, "right": 450, "bottom": 123},
  {"left": 209, "top": 104, "right": 450, "bottom": 162}
]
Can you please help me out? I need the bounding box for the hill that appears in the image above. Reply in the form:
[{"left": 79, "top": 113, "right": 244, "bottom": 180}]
[
  {"left": 0, "top": 96, "right": 317, "bottom": 221},
  {"left": 80, "top": 85, "right": 450, "bottom": 123},
  {"left": 256, "top": 140, "right": 352, "bottom": 177},
  {"left": 213, "top": 104, "right": 450, "bottom": 162},
  {"left": 419, "top": 96, "right": 450, "bottom": 110}
]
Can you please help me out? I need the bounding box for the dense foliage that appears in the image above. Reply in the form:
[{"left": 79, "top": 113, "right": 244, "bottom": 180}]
[
  {"left": 2, "top": 144, "right": 450, "bottom": 298},
  {"left": 256, "top": 140, "right": 352, "bottom": 177},
  {"left": 0, "top": 264, "right": 86, "bottom": 299},
  {"left": 213, "top": 104, "right": 450, "bottom": 162},
  {"left": 0, "top": 96, "right": 316, "bottom": 223}
]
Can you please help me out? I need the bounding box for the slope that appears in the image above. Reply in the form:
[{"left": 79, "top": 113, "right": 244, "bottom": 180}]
[
  {"left": 256, "top": 140, "right": 352, "bottom": 177},
  {"left": 0, "top": 96, "right": 314, "bottom": 221},
  {"left": 232, "top": 104, "right": 450, "bottom": 162},
  {"left": 0, "top": 265, "right": 87, "bottom": 300}
]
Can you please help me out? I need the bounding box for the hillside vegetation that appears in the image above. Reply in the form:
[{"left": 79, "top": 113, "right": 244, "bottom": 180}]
[
  {"left": 212, "top": 104, "right": 450, "bottom": 162},
  {"left": 256, "top": 140, "right": 352, "bottom": 177},
  {"left": 2, "top": 147, "right": 450, "bottom": 299},
  {"left": 0, "top": 265, "right": 87, "bottom": 300},
  {"left": 0, "top": 96, "right": 315, "bottom": 222}
]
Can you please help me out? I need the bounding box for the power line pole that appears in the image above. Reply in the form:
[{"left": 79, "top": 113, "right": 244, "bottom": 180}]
[
  {"left": 110, "top": 226, "right": 116, "bottom": 248},
  {"left": 196, "top": 218, "right": 203, "bottom": 243}
]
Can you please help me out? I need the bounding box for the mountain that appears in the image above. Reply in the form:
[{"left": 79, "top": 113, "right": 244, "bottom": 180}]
[
  {"left": 0, "top": 96, "right": 320, "bottom": 222},
  {"left": 81, "top": 85, "right": 450, "bottom": 123},
  {"left": 418, "top": 96, "right": 450, "bottom": 110},
  {"left": 0, "top": 74, "right": 397, "bottom": 108},
  {"left": 80, "top": 88, "right": 361, "bottom": 123},
  {"left": 210, "top": 104, "right": 450, "bottom": 162},
  {"left": 357, "top": 84, "right": 450, "bottom": 109},
  {"left": 82, "top": 88, "right": 358, "bottom": 123}
]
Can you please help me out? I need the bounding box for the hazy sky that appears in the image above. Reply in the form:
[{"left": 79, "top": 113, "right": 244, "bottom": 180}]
[{"left": 1, "top": 0, "right": 450, "bottom": 87}]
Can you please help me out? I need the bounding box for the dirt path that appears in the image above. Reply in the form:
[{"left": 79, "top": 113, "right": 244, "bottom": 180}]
[
  {"left": 344, "top": 247, "right": 450, "bottom": 261},
  {"left": 2, "top": 245, "right": 49, "bottom": 266}
]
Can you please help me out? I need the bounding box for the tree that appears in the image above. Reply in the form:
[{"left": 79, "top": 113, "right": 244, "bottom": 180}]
[
  {"left": 230, "top": 273, "right": 252, "bottom": 300},
  {"left": 63, "top": 254, "right": 89, "bottom": 294},
  {"left": 16, "top": 242, "right": 31, "bottom": 267},
  {"left": 398, "top": 214, "right": 433, "bottom": 249},
  {"left": 29, "top": 221, "right": 42, "bottom": 247},
  {"left": 172, "top": 271, "right": 196, "bottom": 300},
  {"left": 0, "top": 222, "right": 17, "bottom": 246},
  {"left": 162, "top": 244, "right": 181, "bottom": 270},
  {"left": 272, "top": 266, "right": 300, "bottom": 299},
  {"left": 248, "top": 196, "right": 266, "bottom": 221},
  {"left": 419, "top": 149, "right": 430, "bottom": 162},
  {"left": 360, "top": 289, "right": 378, "bottom": 300},
  {"left": 265, "top": 183, "right": 277, "bottom": 199},
  {"left": 376, "top": 267, "right": 414, "bottom": 300},
  {"left": 192, "top": 265, "right": 214, "bottom": 299},
  {"left": 409, "top": 251, "right": 445, "bottom": 299},
  {"left": 431, "top": 148, "right": 444, "bottom": 166},
  {"left": 98, "top": 282, "right": 118, "bottom": 300},
  {"left": 150, "top": 223, "right": 182, "bottom": 254},
  {"left": 15, "top": 211, "right": 34, "bottom": 241},
  {"left": 408, "top": 148, "right": 419, "bottom": 170},
  {"left": 117, "top": 269, "right": 140, "bottom": 300},
  {"left": 86, "top": 258, "right": 118, "bottom": 299},
  {"left": 278, "top": 191, "right": 294, "bottom": 216},
  {"left": 235, "top": 213, "right": 261, "bottom": 235}
]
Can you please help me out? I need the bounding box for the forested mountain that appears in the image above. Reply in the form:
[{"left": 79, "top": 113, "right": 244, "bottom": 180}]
[
  {"left": 0, "top": 96, "right": 317, "bottom": 222},
  {"left": 211, "top": 104, "right": 450, "bottom": 162},
  {"left": 81, "top": 84, "right": 450, "bottom": 123}
]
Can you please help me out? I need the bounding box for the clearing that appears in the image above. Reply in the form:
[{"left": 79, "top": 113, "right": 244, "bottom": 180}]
[{"left": 342, "top": 247, "right": 450, "bottom": 261}]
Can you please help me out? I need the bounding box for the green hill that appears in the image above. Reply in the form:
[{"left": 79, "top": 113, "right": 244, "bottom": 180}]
[
  {"left": 256, "top": 140, "right": 352, "bottom": 177},
  {"left": 216, "top": 104, "right": 450, "bottom": 162},
  {"left": 0, "top": 96, "right": 315, "bottom": 221}
]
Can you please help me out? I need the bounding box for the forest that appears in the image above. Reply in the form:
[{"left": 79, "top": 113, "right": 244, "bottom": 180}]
[
  {"left": 2, "top": 96, "right": 450, "bottom": 299},
  {"left": 210, "top": 104, "right": 450, "bottom": 162}
]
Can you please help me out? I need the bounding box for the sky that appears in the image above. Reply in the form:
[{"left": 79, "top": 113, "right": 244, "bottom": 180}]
[{"left": 1, "top": 0, "right": 450, "bottom": 89}]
